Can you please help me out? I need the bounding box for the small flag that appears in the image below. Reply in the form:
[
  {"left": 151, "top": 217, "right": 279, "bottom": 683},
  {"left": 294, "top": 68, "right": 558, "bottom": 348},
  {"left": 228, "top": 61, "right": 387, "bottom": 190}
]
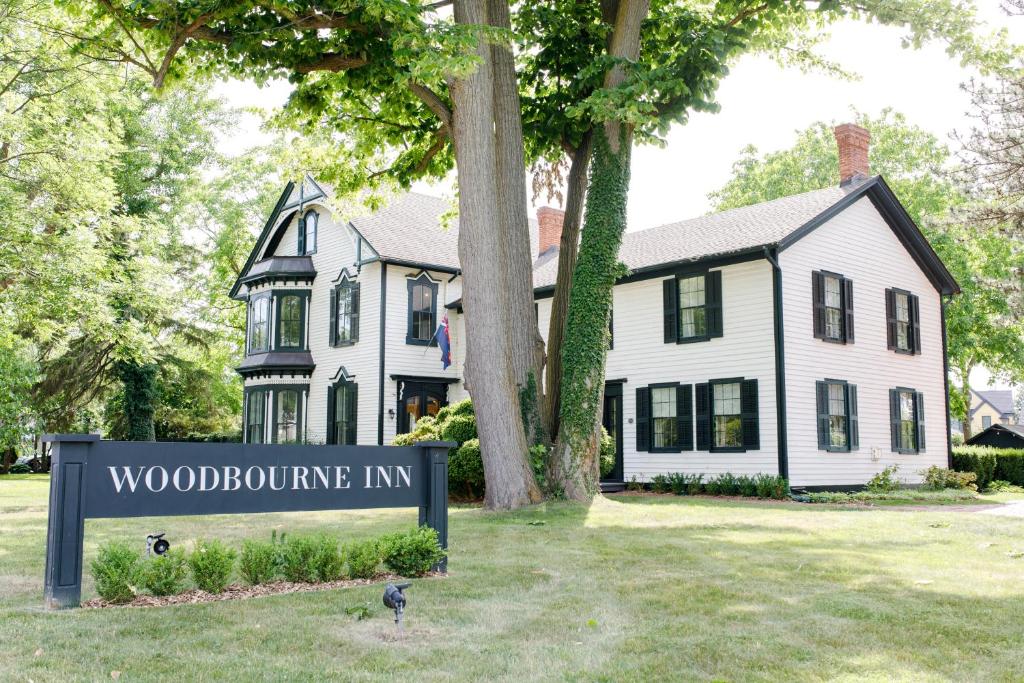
[{"left": 433, "top": 314, "right": 452, "bottom": 370}]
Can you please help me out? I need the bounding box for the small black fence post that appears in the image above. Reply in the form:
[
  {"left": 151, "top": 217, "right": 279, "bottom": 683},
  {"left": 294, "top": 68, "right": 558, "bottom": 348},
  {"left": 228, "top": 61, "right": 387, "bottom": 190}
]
[
  {"left": 42, "top": 434, "right": 98, "bottom": 609},
  {"left": 417, "top": 441, "right": 453, "bottom": 572}
]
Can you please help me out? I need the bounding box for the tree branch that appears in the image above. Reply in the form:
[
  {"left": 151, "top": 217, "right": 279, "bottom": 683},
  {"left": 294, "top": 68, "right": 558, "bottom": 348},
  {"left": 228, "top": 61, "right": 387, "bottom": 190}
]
[{"left": 408, "top": 81, "right": 452, "bottom": 128}]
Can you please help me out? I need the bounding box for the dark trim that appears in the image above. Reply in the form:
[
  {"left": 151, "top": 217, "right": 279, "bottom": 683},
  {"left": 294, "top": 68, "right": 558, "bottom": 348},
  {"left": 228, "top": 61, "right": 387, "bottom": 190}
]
[
  {"left": 383, "top": 258, "right": 460, "bottom": 275},
  {"left": 389, "top": 374, "right": 461, "bottom": 384},
  {"left": 778, "top": 176, "right": 960, "bottom": 296},
  {"left": 816, "top": 378, "right": 852, "bottom": 453},
  {"left": 230, "top": 181, "right": 295, "bottom": 299},
  {"left": 236, "top": 350, "right": 315, "bottom": 379},
  {"left": 941, "top": 295, "right": 953, "bottom": 468},
  {"left": 606, "top": 377, "right": 628, "bottom": 384},
  {"left": 246, "top": 292, "right": 272, "bottom": 355},
  {"left": 299, "top": 209, "right": 319, "bottom": 255},
  {"left": 765, "top": 248, "right": 789, "bottom": 480},
  {"left": 378, "top": 263, "right": 387, "bottom": 446},
  {"left": 708, "top": 377, "right": 749, "bottom": 453},
  {"left": 406, "top": 272, "right": 439, "bottom": 345},
  {"left": 261, "top": 210, "right": 299, "bottom": 263},
  {"left": 270, "top": 385, "right": 306, "bottom": 444},
  {"left": 647, "top": 381, "right": 683, "bottom": 454},
  {"left": 395, "top": 379, "right": 451, "bottom": 434},
  {"left": 272, "top": 289, "right": 310, "bottom": 351}
]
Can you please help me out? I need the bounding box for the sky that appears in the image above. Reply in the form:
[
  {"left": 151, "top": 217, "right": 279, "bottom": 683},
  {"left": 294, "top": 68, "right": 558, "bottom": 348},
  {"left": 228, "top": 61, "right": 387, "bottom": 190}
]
[{"left": 212, "top": 2, "right": 1021, "bottom": 391}]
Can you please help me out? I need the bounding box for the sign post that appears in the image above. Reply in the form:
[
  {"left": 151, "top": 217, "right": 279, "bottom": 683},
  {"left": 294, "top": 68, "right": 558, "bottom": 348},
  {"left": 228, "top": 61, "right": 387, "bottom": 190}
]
[{"left": 42, "top": 435, "right": 453, "bottom": 609}]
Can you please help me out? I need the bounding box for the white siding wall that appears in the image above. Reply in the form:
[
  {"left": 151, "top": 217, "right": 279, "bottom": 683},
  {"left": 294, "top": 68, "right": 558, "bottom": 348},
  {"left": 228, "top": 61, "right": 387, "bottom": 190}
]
[
  {"left": 537, "top": 259, "right": 780, "bottom": 481},
  {"left": 780, "top": 197, "right": 948, "bottom": 486}
]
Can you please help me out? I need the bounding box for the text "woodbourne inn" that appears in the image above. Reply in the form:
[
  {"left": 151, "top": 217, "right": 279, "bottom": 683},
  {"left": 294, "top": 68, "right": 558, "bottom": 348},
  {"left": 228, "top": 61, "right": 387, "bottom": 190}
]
[{"left": 108, "top": 464, "right": 414, "bottom": 494}]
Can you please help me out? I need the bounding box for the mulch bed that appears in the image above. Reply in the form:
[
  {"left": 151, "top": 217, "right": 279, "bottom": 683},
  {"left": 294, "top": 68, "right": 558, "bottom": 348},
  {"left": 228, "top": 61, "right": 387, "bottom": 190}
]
[{"left": 81, "top": 572, "right": 445, "bottom": 609}]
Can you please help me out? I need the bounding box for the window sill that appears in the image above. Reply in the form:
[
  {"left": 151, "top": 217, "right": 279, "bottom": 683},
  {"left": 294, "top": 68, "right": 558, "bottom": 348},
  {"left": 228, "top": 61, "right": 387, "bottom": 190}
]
[
  {"left": 891, "top": 348, "right": 916, "bottom": 356},
  {"left": 649, "top": 447, "right": 684, "bottom": 454},
  {"left": 675, "top": 335, "right": 711, "bottom": 345},
  {"left": 894, "top": 448, "right": 921, "bottom": 455},
  {"left": 405, "top": 337, "right": 433, "bottom": 346},
  {"left": 815, "top": 335, "right": 850, "bottom": 345},
  {"left": 709, "top": 447, "right": 747, "bottom": 453},
  {"left": 820, "top": 446, "right": 851, "bottom": 453},
  {"left": 332, "top": 340, "right": 358, "bottom": 348}
]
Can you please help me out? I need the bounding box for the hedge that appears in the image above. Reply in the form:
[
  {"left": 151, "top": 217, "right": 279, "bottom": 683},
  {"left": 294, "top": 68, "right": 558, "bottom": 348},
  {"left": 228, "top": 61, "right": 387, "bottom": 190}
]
[{"left": 952, "top": 446, "right": 1024, "bottom": 489}]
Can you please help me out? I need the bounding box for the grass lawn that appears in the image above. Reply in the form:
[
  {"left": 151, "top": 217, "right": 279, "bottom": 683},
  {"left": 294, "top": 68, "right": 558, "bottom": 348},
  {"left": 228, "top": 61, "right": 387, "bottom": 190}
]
[{"left": 2, "top": 475, "right": 1023, "bottom": 682}]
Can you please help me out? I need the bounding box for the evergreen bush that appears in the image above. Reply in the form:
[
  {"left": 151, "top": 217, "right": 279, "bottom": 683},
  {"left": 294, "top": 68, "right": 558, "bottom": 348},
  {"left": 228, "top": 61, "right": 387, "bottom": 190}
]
[
  {"left": 345, "top": 539, "right": 382, "bottom": 579},
  {"left": 450, "top": 438, "right": 485, "bottom": 499},
  {"left": 952, "top": 447, "right": 999, "bottom": 489},
  {"left": 380, "top": 527, "right": 444, "bottom": 577},
  {"left": 91, "top": 541, "right": 140, "bottom": 604},
  {"left": 240, "top": 539, "right": 279, "bottom": 585},
  {"left": 138, "top": 549, "right": 188, "bottom": 596},
  {"left": 188, "top": 539, "right": 236, "bottom": 593}
]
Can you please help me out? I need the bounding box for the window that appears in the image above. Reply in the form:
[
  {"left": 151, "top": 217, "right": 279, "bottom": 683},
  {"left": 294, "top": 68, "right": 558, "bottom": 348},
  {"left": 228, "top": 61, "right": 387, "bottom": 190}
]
[
  {"left": 982, "top": 415, "right": 992, "bottom": 429},
  {"left": 278, "top": 296, "right": 302, "bottom": 348},
  {"left": 652, "top": 387, "right": 678, "bottom": 450},
  {"left": 248, "top": 295, "right": 270, "bottom": 353},
  {"left": 695, "top": 379, "right": 759, "bottom": 451},
  {"left": 245, "top": 390, "right": 267, "bottom": 444},
  {"left": 330, "top": 278, "right": 360, "bottom": 346},
  {"left": 663, "top": 271, "right": 722, "bottom": 343},
  {"left": 712, "top": 382, "right": 742, "bottom": 449},
  {"left": 406, "top": 274, "right": 438, "bottom": 345},
  {"left": 816, "top": 380, "right": 859, "bottom": 452},
  {"left": 299, "top": 210, "right": 317, "bottom": 255},
  {"left": 328, "top": 379, "right": 358, "bottom": 445},
  {"left": 679, "top": 275, "right": 706, "bottom": 339},
  {"left": 635, "top": 384, "right": 693, "bottom": 453},
  {"left": 812, "top": 271, "right": 854, "bottom": 343},
  {"left": 885, "top": 288, "right": 920, "bottom": 354},
  {"left": 275, "top": 390, "right": 300, "bottom": 443},
  {"left": 890, "top": 388, "right": 925, "bottom": 453}
]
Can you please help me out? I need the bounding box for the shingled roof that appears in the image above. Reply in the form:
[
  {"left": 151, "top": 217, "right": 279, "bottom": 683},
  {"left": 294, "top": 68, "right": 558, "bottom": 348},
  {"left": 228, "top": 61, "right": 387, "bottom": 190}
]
[{"left": 974, "top": 389, "right": 1015, "bottom": 417}]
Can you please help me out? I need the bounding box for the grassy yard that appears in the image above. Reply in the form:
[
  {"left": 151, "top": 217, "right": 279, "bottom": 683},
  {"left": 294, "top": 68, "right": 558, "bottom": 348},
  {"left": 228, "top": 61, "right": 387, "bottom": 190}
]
[{"left": 1, "top": 475, "right": 1023, "bottom": 682}]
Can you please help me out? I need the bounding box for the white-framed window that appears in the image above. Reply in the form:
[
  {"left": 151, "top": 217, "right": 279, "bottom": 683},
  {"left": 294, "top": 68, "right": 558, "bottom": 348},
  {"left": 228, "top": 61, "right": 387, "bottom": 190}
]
[
  {"left": 249, "top": 295, "right": 270, "bottom": 353},
  {"left": 651, "top": 387, "right": 678, "bottom": 450},
  {"left": 712, "top": 382, "right": 743, "bottom": 449}
]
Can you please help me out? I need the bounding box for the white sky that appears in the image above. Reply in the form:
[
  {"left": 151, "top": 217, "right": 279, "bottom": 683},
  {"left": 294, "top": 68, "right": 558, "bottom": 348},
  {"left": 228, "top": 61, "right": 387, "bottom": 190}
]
[{"left": 212, "top": 1, "right": 1021, "bottom": 392}]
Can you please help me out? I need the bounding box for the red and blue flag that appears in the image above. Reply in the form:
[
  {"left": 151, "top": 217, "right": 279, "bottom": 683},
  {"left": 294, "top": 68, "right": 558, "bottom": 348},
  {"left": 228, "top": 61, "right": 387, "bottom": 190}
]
[{"left": 433, "top": 314, "right": 452, "bottom": 370}]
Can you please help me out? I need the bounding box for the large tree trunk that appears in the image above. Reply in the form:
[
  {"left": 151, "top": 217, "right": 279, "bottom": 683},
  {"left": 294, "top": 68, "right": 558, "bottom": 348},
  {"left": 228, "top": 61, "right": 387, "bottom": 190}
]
[
  {"left": 956, "top": 363, "right": 975, "bottom": 441},
  {"left": 117, "top": 359, "right": 157, "bottom": 441},
  {"left": 542, "top": 132, "right": 592, "bottom": 439},
  {"left": 450, "top": 0, "right": 541, "bottom": 509},
  {"left": 552, "top": 0, "right": 649, "bottom": 501},
  {"left": 488, "top": 0, "right": 545, "bottom": 443}
]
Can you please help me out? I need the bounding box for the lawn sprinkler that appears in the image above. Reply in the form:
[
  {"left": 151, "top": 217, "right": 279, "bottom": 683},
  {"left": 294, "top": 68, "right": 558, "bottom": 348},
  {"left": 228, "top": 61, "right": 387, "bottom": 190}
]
[
  {"left": 382, "top": 583, "right": 410, "bottom": 634},
  {"left": 145, "top": 533, "right": 170, "bottom": 558}
]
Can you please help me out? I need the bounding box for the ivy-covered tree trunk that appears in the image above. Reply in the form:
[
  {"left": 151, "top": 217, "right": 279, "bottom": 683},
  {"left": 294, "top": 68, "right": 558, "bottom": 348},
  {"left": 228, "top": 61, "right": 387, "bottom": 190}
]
[{"left": 116, "top": 359, "right": 157, "bottom": 441}]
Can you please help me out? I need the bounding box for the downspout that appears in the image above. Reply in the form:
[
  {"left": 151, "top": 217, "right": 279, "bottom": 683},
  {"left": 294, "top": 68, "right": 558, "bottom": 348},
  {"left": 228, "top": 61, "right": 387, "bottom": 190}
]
[
  {"left": 377, "top": 262, "right": 388, "bottom": 445},
  {"left": 941, "top": 293, "right": 953, "bottom": 468},
  {"left": 764, "top": 247, "right": 789, "bottom": 482}
]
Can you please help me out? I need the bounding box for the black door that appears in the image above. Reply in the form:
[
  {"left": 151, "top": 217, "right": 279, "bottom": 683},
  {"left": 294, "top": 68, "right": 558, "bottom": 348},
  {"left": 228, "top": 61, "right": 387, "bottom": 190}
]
[
  {"left": 602, "top": 382, "right": 624, "bottom": 482},
  {"left": 398, "top": 380, "right": 448, "bottom": 434}
]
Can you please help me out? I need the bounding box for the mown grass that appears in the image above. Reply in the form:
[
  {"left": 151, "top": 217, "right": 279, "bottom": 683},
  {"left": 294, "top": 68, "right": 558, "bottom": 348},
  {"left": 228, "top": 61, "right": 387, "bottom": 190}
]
[{"left": 1, "top": 474, "right": 1023, "bottom": 681}]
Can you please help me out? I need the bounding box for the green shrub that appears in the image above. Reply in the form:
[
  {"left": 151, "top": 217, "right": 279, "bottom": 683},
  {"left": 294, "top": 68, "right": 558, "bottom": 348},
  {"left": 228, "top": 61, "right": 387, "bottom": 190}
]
[
  {"left": 667, "top": 472, "right": 687, "bottom": 495},
  {"left": 91, "top": 541, "right": 141, "bottom": 604},
  {"left": 716, "top": 473, "right": 740, "bottom": 496},
  {"left": 704, "top": 477, "right": 721, "bottom": 496},
  {"left": 311, "top": 535, "right": 345, "bottom": 582},
  {"left": 345, "top": 539, "right": 382, "bottom": 579},
  {"left": 988, "top": 479, "right": 1024, "bottom": 493},
  {"left": 953, "top": 447, "right": 999, "bottom": 490},
  {"left": 380, "top": 527, "right": 445, "bottom": 577},
  {"left": 754, "top": 474, "right": 789, "bottom": 499},
  {"left": 450, "top": 438, "right": 485, "bottom": 499},
  {"left": 687, "top": 474, "right": 704, "bottom": 496},
  {"left": 993, "top": 450, "right": 1024, "bottom": 486},
  {"left": 239, "top": 539, "right": 279, "bottom": 585},
  {"left": 866, "top": 465, "right": 901, "bottom": 493},
  {"left": 737, "top": 475, "right": 757, "bottom": 497},
  {"left": 279, "top": 535, "right": 320, "bottom": 583},
  {"left": 921, "top": 466, "right": 978, "bottom": 491},
  {"left": 439, "top": 414, "right": 477, "bottom": 445},
  {"left": 626, "top": 475, "right": 643, "bottom": 492},
  {"left": 437, "top": 399, "right": 474, "bottom": 422},
  {"left": 8, "top": 463, "right": 31, "bottom": 474},
  {"left": 188, "top": 540, "right": 236, "bottom": 593},
  {"left": 650, "top": 474, "right": 670, "bottom": 494},
  {"left": 807, "top": 489, "right": 977, "bottom": 504},
  {"left": 528, "top": 443, "right": 549, "bottom": 494},
  {"left": 138, "top": 549, "right": 188, "bottom": 596},
  {"left": 599, "top": 427, "right": 616, "bottom": 478}
]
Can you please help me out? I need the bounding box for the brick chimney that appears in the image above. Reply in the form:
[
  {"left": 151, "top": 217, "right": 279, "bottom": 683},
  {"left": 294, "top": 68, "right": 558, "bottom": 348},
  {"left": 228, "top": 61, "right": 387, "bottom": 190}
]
[
  {"left": 834, "top": 123, "right": 871, "bottom": 186},
  {"left": 537, "top": 206, "right": 565, "bottom": 256}
]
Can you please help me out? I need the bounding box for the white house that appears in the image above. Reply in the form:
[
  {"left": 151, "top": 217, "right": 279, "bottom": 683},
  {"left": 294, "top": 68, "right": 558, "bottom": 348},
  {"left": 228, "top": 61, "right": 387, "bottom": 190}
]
[{"left": 230, "top": 123, "right": 959, "bottom": 490}]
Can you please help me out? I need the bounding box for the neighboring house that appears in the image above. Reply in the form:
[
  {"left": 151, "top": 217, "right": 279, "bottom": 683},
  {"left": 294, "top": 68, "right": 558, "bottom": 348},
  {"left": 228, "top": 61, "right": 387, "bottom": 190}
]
[
  {"left": 966, "top": 423, "right": 1024, "bottom": 449},
  {"left": 968, "top": 389, "right": 1016, "bottom": 435},
  {"left": 231, "top": 123, "right": 959, "bottom": 489}
]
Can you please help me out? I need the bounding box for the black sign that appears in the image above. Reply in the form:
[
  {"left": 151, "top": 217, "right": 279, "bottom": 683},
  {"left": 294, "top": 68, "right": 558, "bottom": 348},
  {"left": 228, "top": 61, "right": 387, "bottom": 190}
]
[{"left": 42, "top": 435, "right": 452, "bottom": 609}]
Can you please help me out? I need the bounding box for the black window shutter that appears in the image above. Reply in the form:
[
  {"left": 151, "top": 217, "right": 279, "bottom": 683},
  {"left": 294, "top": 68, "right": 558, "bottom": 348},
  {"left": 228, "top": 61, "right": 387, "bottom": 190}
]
[
  {"left": 885, "top": 289, "right": 897, "bottom": 350},
  {"left": 329, "top": 287, "right": 337, "bottom": 347},
  {"left": 347, "top": 383, "right": 359, "bottom": 445},
  {"left": 812, "top": 271, "right": 826, "bottom": 339},
  {"left": 848, "top": 384, "right": 859, "bottom": 450},
  {"left": 915, "top": 391, "right": 925, "bottom": 452},
  {"left": 351, "top": 283, "right": 361, "bottom": 342},
  {"left": 695, "top": 383, "right": 710, "bottom": 450},
  {"left": 677, "top": 384, "right": 693, "bottom": 451},
  {"left": 636, "top": 387, "right": 650, "bottom": 451},
  {"left": 662, "top": 279, "right": 678, "bottom": 343},
  {"left": 706, "top": 270, "right": 723, "bottom": 338},
  {"left": 741, "top": 379, "right": 759, "bottom": 450},
  {"left": 297, "top": 215, "right": 305, "bottom": 255},
  {"left": 889, "top": 389, "right": 900, "bottom": 451},
  {"left": 910, "top": 294, "right": 921, "bottom": 354},
  {"left": 326, "top": 385, "right": 336, "bottom": 444},
  {"left": 842, "top": 278, "right": 855, "bottom": 343},
  {"left": 816, "top": 381, "right": 829, "bottom": 449}
]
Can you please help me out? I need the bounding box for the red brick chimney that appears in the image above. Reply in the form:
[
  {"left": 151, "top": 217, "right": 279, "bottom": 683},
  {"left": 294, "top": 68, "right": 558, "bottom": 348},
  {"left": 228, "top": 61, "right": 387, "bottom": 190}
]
[
  {"left": 537, "top": 206, "right": 565, "bottom": 256},
  {"left": 834, "top": 123, "right": 871, "bottom": 186}
]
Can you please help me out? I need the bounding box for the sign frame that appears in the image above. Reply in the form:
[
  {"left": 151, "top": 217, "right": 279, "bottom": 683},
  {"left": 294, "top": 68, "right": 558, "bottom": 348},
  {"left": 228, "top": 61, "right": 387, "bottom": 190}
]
[{"left": 42, "top": 434, "right": 453, "bottom": 609}]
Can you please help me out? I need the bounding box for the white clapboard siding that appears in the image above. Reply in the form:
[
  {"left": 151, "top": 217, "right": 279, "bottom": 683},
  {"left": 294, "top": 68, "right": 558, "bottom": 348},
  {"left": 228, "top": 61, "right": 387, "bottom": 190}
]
[
  {"left": 537, "top": 259, "right": 779, "bottom": 481},
  {"left": 779, "top": 196, "right": 948, "bottom": 486}
]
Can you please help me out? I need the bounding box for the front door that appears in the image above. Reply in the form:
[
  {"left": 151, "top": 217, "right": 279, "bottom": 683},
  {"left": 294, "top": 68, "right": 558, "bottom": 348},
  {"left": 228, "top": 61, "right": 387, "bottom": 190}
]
[
  {"left": 398, "top": 380, "right": 447, "bottom": 434},
  {"left": 602, "top": 382, "right": 624, "bottom": 482}
]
